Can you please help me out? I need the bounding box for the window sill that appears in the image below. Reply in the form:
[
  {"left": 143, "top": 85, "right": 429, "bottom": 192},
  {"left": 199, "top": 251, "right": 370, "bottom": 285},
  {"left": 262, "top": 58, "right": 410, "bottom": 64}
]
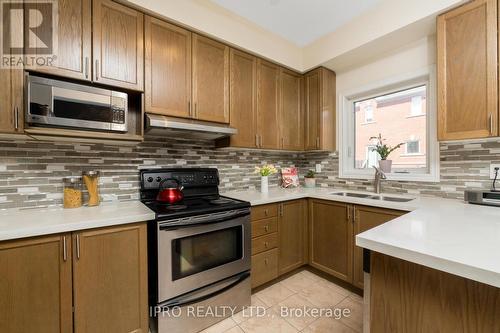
[
  {"left": 406, "top": 114, "right": 426, "bottom": 119},
  {"left": 339, "top": 170, "right": 439, "bottom": 183},
  {"left": 400, "top": 153, "right": 425, "bottom": 157},
  {"left": 361, "top": 121, "right": 376, "bottom": 125}
]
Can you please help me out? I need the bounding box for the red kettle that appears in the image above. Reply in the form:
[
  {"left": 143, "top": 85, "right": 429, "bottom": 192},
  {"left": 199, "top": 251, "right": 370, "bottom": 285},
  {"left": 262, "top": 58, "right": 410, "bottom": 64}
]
[{"left": 156, "top": 178, "right": 184, "bottom": 204}]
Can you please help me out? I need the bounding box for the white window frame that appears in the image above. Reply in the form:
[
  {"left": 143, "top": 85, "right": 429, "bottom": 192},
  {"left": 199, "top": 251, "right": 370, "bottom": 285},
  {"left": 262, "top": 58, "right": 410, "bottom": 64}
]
[{"left": 338, "top": 67, "right": 439, "bottom": 182}]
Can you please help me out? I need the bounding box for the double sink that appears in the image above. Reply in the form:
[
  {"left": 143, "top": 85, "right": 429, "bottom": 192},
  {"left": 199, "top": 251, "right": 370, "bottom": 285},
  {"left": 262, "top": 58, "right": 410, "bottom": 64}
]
[{"left": 330, "top": 191, "right": 415, "bottom": 203}]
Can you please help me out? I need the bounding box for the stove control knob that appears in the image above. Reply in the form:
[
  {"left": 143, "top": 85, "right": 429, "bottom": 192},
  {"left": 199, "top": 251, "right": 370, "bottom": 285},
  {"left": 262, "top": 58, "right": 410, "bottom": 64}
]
[
  {"left": 147, "top": 177, "right": 153, "bottom": 182},
  {"left": 156, "top": 176, "right": 162, "bottom": 182}
]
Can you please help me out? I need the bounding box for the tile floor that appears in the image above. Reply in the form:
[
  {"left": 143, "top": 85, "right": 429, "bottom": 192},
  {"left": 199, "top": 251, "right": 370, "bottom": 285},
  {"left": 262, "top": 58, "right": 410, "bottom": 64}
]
[{"left": 201, "top": 270, "right": 363, "bottom": 333}]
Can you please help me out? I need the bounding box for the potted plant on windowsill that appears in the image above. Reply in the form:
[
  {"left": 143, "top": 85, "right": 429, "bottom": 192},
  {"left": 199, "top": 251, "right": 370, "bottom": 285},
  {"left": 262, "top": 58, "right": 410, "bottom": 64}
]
[
  {"left": 369, "top": 133, "right": 404, "bottom": 173},
  {"left": 254, "top": 164, "right": 278, "bottom": 193},
  {"left": 304, "top": 170, "right": 316, "bottom": 188}
]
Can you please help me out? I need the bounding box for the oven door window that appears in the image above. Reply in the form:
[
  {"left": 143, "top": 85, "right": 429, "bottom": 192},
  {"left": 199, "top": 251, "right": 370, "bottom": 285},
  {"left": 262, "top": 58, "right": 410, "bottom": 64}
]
[{"left": 171, "top": 226, "right": 243, "bottom": 281}]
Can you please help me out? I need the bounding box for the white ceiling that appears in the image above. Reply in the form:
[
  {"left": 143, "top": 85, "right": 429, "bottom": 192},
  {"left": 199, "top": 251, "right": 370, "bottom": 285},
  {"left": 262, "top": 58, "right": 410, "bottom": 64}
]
[{"left": 209, "top": 0, "right": 382, "bottom": 47}]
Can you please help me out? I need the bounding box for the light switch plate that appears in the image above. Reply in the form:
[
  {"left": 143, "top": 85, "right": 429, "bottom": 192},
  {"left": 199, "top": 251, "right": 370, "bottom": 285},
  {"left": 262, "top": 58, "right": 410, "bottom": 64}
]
[
  {"left": 315, "top": 164, "right": 322, "bottom": 173},
  {"left": 490, "top": 164, "right": 500, "bottom": 179}
]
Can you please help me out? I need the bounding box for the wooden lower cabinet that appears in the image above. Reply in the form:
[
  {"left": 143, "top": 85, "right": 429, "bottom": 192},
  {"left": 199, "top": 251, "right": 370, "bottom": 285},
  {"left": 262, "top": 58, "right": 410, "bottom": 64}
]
[
  {"left": 0, "top": 223, "right": 148, "bottom": 333},
  {"left": 278, "top": 200, "right": 307, "bottom": 275},
  {"left": 251, "top": 248, "right": 278, "bottom": 288},
  {"left": 73, "top": 223, "right": 148, "bottom": 333},
  {"left": 352, "top": 205, "right": 405, "bottom": 289},
  {"left": 0, "top": 234, "right": 73, "bottom": 333},
  {"left": 308, "top": 199, "right": 353, "bottom": 282}
]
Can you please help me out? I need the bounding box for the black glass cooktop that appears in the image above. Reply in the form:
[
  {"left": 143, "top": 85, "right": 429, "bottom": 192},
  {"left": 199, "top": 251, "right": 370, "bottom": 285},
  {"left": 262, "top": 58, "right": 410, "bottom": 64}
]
[{"left": 143, "top": 195, "right": 250, "bottom": 220}]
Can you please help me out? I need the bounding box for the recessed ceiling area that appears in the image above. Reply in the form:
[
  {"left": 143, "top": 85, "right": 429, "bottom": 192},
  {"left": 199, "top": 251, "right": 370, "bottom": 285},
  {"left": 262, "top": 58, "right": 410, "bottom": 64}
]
[{"left": 209, "top": 0, "right": 382, "bottom": 47}]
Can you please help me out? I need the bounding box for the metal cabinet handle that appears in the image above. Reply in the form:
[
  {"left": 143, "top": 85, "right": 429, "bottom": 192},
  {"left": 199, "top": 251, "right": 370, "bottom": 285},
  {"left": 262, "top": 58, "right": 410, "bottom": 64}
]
[
  {"left": 316, "top": 137, "right": 320, "bottom": 149},
  {"left": 63, "top": 236, "right": 67, "bottom": 262},
  {"left": 264, "top": 209, "right": 268, "bottom": 216},
  {"left": 264, "top": 242, "right": 268, "bottom": 248},
  {"left": 188, "top": 101, "right": 191, "bottom": 116},
  {"left": 76, "top": 234, "right": 81, "bottom": 259},
  {"left": 14, "top": 106, "right": 19, "bottom": 130},
  {"left": 352, "top": 207, "right": 356, "bottom": 223},
  {"left": 255, "top": 134, "right": 259, "bottom": 147},
  {"left": 279, "top": 204, "right": 284, "bottom": 217},
  {"left": 95, "top": 60, "right": 99, "bottom": 81},
  {"left": 281, "top": 137, "right": 284, "bottom": 149},
  {"left": 347, "top": 206, "right": 351, "bottom": 221},
  {"left": 194, "top": 103, "right": 197, "bottom": 118},
  {"left": 85, "top": 57, "right": 89, "bottom": 79},
  {"left": 264, "top": 225, "right": 269, "bottom": 232},
  {"left": 489, "top": 114, "right": 493, "bottom": 135},
  {"left": 264, "top": 258, "right": 268, "bottom": 265}
]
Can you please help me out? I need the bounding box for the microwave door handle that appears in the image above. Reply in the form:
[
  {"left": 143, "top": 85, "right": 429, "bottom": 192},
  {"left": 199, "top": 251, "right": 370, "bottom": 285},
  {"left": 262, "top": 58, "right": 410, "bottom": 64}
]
[{"left": 157, "top": 271, "right": 250, "bottom": 309}]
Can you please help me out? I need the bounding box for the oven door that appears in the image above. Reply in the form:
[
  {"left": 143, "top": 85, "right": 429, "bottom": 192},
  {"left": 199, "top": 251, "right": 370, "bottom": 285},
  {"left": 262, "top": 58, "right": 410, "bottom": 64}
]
[{"left": 157, "top": 209, "right": 251, "bottom": 302}]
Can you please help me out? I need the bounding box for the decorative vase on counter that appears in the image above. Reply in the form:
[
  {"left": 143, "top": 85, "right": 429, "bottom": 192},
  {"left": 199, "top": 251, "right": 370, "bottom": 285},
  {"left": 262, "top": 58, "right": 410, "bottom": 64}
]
[
  {"left": 304, "top": 177, "right": 316, "bottom": 188},
  {"left": 261, "top": 176, "right": 269, "bottom": 193},
  {"left": 379, "top": 160, "right": 392, "bottom": 173}
]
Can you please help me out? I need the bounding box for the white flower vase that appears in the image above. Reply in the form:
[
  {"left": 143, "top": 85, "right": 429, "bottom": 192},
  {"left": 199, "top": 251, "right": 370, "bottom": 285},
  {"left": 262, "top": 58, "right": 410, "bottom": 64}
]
[
  {"left": 379, "top": 160, "right": 392, "bottom": 173},
  {"left": 261, "top": 176, "right": 269, "bottom": 193}
]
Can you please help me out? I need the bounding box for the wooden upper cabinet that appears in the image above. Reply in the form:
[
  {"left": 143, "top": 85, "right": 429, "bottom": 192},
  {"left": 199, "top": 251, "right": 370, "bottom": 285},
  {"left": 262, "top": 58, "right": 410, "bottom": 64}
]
[
  {"left": 278, "top": 200, "right": 307, "bottom": 275},
  {"left": 280, "top": 69, "right": 303, "bottom": 150},
  {"left": 228, "top": 49, "right": 258, "bottom": 147},
  {"left": 257, "top": 59, "right": 281, "bottom": 149},
  {"left": 28, "top": 0, "right": 92, "bottom": 81},
  {"left": 0, "top": 68, "right": 23, "bottom": 134},
  {"left": 92, "top": 0, "right": 144, "bottom": 91},
  {"left": 352, "top": 206, "right": 405, "bottom": 289},
  {"left": 304, "top": 69, "right": 320, "bottom": 150},
  {"left": 309, "top": 199, "right": 353, "bottom": 283},
  {"left": 304, "top": 68, "right": 336, "bottom": 151},
  {"left": 437, "top": 0, "right": 498, "bottom": 140},
  {"left": 145, "top": 16, "right": 192, "bottom": 118},
  {"left": 73, "top": 223, "right": 148, "bottom": 333},
  {"left": 192, "top": 34, "right": 229, "bottom": 123},
  {"left": 0, "top": 234, "right": 73, "bottom": 333}
]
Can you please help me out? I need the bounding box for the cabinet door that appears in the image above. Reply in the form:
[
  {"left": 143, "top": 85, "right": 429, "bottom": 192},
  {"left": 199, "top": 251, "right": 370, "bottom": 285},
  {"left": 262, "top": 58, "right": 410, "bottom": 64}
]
[
  {"left": 304, "top": 69, "right": 321, "bottom": 150},
  {"left": 93, "top": 0, "right": 144, "bottom": 91},
  {"left": 28, "top": 0, "right": 91, "bottom": 81},
  {"left": 320, "top": 68, "right": 336, "bottom": 151},
  {"left": 437, "top": 0, "right": 498, "bottom": 140},
  {"left": 192, "top": 34, "right": 229, "bottom": 123},
  {"left": 353, "top": 205, "right": 405, "bottom": 289},
  {"left": 309, "top": 199, "right": 353, "bottom": 283},
  {"left": 278, "top": 200, "right": 307, "bottom": 275},
  {"left": 145, "top": 16, "right": 191, "bottom": 118},
  {"left": 257, "top": 59, "right": 280, "bottom": 149},
  {"left": 229, "top": 49, "right": 257, "bottom": 147},
  {"left": 0, "top": 234, "right": 73, "bottom": 333},
  {"left": 280, "top": 69, "right": 303, "bottom": 150},
  {"left": 0, "top": 68, "right": 23, "bottom": 134},
  {"left": 73, "top": 223, "right": 148, "bottom": 333}
]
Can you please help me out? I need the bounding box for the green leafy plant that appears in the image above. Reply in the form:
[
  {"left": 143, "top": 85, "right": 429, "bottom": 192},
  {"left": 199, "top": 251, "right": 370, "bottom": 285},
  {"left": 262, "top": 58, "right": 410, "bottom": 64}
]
[
  {"left": 305, "top": 170, "right": 315, "bottom": 178},
  {"left": 369, "top": 133, "right": 405, "bottom": 160}
]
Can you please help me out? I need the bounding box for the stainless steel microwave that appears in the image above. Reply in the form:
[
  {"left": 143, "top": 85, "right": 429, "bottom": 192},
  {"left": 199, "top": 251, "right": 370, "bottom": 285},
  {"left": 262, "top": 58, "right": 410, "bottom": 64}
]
[{"left": 26, "top": 75, "right": 128, "bottom": 132}]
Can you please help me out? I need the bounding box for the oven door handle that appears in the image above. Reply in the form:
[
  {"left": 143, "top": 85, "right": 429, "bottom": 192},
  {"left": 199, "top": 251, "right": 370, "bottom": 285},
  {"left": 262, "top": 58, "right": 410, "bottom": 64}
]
[
  {"left": 157, "top": 271, "right": 250, "bottom": 309},
  {"left": 159, "top": 209, "right": 250, "bottom": 230}
]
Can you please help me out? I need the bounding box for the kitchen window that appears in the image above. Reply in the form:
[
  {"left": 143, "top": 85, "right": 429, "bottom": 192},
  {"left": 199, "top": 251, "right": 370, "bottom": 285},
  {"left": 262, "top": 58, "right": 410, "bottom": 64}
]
[
  {"left": 405, "top": 139, "right": 420, "bottom": 154},
  {"left": 339, "top": 69, "right": 439, "bottom": 182}
]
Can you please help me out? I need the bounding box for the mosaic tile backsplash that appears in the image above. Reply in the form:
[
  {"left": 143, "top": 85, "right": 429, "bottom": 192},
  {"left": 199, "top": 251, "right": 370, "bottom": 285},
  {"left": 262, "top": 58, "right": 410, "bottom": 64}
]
[{"left": 1, "top": 136, "right": 499, "bottom": 209}]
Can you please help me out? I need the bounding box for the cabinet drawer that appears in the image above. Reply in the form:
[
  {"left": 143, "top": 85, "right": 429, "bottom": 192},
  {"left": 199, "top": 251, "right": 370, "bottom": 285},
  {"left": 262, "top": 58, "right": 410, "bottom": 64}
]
[
  {"left": 251, "top": 217, "right": 277, "bottom": 238},
  {"left": 251, "top": 204, "right": 278, "bottom": 221},
  {"left": 251, "top": 248, "right": 278, "bottom": 288},
  {"left": 252, "top": 232, "right": 278, "bottom": 255}
]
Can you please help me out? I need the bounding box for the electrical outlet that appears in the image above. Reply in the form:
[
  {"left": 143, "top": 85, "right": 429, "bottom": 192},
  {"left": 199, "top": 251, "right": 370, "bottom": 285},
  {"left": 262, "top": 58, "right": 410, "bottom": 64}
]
[
  {"left": 490, "top": 164, "right": 500, "bottom": 179},
  {"left": 315, "top": 164, "right": 322, "bottom": 173}
]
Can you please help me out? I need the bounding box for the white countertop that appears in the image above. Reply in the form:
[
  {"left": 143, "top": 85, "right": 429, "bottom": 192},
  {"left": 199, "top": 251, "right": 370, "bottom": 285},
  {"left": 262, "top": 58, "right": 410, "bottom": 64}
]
[
  {"left": 223, "top": 187, "right": 500, "bottom": 288},
  {"left": 0, "top": 201, "right": 155, "bottom": 241}
]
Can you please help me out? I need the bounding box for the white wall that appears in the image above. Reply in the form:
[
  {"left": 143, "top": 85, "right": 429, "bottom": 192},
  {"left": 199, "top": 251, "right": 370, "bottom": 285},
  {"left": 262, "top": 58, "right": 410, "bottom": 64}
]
[
  {"left": 336, "top": 36, "right": 436, "bottom": 96},
  {"left": 125, "top": 0, "right": 303, "bottom": 70}
]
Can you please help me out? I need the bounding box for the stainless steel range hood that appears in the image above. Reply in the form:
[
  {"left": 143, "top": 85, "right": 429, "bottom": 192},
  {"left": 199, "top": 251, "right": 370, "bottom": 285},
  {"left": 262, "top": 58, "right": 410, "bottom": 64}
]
[{"left": 145, "top": 114, "right": 237, "bottom": 140}]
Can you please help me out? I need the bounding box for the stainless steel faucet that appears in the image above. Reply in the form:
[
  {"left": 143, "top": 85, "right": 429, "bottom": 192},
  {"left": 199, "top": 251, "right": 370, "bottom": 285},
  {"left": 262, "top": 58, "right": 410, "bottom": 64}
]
[{"left": 373, "top": 166, "right": 386, "bottom": 194}]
